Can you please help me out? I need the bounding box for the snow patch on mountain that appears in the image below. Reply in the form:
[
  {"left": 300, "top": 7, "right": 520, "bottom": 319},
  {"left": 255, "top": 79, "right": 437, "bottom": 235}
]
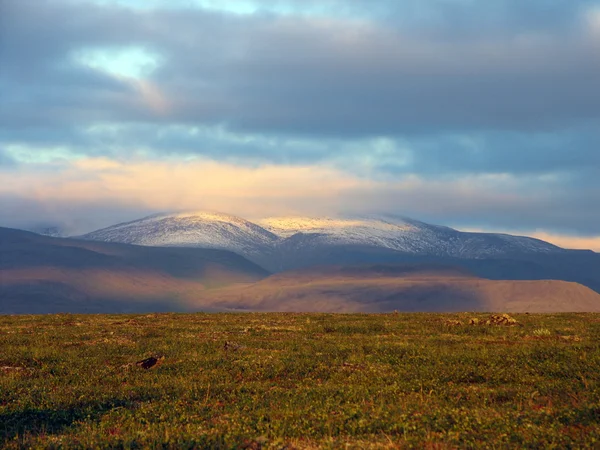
[
  {"left": 257, "top": 216, "right": 416, "bottom": 238},
  {"left": 81, "top": 211, "right": 564, "bottom": 264},
  {"left": 258, "top": 214, "right": 561, "bottom": 257},
  {"left": 81, "top": 211, "right": 278, "bottom": 256}
]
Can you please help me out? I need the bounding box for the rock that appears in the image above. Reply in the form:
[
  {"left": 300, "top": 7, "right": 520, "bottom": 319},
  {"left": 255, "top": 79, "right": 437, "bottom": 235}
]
[
  {"left": 135, "top": 354, "right": 165, "bottom": 369},
  {"left": 486, "top": 314, "right": 518, "bottom": 326},
  {"left": 443, "top": 319, "right": 463, "bottom": 327}
]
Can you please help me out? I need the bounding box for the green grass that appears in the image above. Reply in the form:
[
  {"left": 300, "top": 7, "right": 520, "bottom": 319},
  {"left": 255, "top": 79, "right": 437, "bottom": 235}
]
[{"left": 1, "top": 312, "right": 599, "bottom": 449}]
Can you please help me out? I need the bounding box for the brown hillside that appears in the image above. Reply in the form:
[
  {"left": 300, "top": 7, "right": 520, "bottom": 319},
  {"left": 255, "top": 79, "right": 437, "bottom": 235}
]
[
  {"left": 0, "top": 227, "right": 268, "bottom": 314},
  {"left": 196, "top": 265, "right": 600, "bottom": 313}
]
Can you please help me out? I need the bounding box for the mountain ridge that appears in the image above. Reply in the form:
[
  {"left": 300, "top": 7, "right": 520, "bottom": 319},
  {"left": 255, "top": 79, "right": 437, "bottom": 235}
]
[
  {"left": 3, "top": 226, "right": 600, "bottom": 313},
  {"left": 77, "top": 211, "right": 600, "bottom": 296},
  {"left": 0, "top": 226, "right": 269, "bottom": 314},
  {"left": 81, "top": 211, "right": 564, "bottom": 260}
]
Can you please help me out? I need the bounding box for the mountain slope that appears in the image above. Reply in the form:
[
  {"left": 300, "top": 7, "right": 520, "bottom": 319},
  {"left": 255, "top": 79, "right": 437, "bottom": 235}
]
[
  {"left": 82, "top": 211, "right": 562, "bottom": 262},
  {"left": 258, "top": 215, "right": 561, "bottom": 258},
  {"left": 0, "top": 227, "right": 269, "bottom": 314},
  {"left": 82, "top": 212, "right": 278, "bottom": 259}
]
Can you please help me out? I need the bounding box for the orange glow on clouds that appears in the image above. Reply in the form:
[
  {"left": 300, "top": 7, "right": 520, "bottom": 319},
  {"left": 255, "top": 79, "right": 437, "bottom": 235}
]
[
  {"left": 2, "top": 157, "right": 366, "bottom": 217},
  {"left": 2, "top": 157, "right": 598, "bottom": 252},
  {"left": 528, "top": 232, "right": 600, "bottom": 252},
  {"left": 461, "top": 228, "right": 600, "bottom": 252}
]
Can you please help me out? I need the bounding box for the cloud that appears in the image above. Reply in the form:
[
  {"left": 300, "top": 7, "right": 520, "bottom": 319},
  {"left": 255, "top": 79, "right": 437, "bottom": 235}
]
[
  {"left": 2, "top": 0, "right": 600, "bottom": 137},
  {"left": 0, "top": 148, "right": 16, "bottom": 167},
  {"left": 527, "top": 232, "right": 600, "bottom": 252},
  {"left": 0, "top": 194, "right": 155, "bottom": 236},
  {"left": 4, "top": 123, "right": 599, "bottom": 191},
  {"left": 0, "top": 157, "right": 599, "bottom": 243},
  {"left": 586, "top": 6, "right": 600, "bottom": 36},
  {"left": 0, "top": 158, "right": 366, "bottom": 233},
  {"left": 76, "top": 0, "right": 600, "bottom": 35},
  {"left": 1, "top": 0, "right": 599, "bottom": 242},
  {"left": 2, "top": 157, "right": 358, "bottom": 208}
]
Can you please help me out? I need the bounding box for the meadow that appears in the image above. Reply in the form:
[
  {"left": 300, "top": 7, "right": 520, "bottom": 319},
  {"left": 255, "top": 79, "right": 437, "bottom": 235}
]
[{"left": 1, "top": 312, "right": 599, "bottom": 449}]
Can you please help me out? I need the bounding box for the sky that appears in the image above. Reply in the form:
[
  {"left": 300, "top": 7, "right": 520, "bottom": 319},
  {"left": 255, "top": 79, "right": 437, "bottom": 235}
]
[{"left": 0, "top": 0, "right": 599, "bottom": 250}]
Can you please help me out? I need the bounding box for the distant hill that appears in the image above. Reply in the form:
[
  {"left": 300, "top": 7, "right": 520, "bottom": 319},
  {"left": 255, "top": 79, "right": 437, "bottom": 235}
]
[
  {"left": 2, "top": 227, "right": 599, "bottom": 313},
  {"left": 81, "top": 212, "right": 562, "bottom": 267},
  {"left": 79, "top": 211, "right": 600, "bottom": 295},
  {"left": 80, "top": 212, "right": 277, "bottom": 262},
  {"left": 0, "top": 227, "right": 269, "bottom": 314},
  {"left": 196, "top": 264, "right": 600, "bottom": 313}
]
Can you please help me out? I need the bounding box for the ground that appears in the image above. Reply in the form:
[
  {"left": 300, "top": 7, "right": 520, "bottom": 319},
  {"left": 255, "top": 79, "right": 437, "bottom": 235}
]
[{"left": 1, "top": 312, "right": 599, "bottom": 448}]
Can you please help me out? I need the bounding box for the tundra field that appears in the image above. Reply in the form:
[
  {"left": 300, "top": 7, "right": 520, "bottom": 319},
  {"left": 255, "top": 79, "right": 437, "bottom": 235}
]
[{"left": 1, "top": 313, "right": 599, "bottom": 449}]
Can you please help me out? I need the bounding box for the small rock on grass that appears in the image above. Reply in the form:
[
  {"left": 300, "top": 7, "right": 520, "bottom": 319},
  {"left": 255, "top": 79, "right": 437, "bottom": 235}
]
[
  {"left": 468, "top": 314, "right": 519, "bottom": 326},
  {"left": 136, "top": 354, "right": 165, "bottom": 369},
  {"left": 486, "top": 314, "right": 518, "bottom": 326},
  {"left": 121, "top": 354, "right": 165, "bottom": 369}
]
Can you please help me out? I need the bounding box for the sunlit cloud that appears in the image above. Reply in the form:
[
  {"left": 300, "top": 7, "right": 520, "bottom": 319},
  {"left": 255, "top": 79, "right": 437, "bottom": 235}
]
[
  {"left": 133, "top": 79, "right": 172, "bottom": 115},
  {"left": 585, "top": 6, "right": 600, "bottom": 35},
  {"left": 0, "top": 158, "right": 366, "bottom": 223},
  {"left": 71, "top": 46, "right": 171, "bottom": 115},
  {"left": 529, "top": 232, "right": 600, "bottom": 252},
  {"left": 73, "top": 46, "right": 162, "bottom": 79},
  {"left": 0, "top": 157, "right": 597, "bottom": 253}
]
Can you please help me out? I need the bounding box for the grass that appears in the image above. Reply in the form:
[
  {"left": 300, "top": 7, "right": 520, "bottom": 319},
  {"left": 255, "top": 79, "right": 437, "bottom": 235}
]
[{"left": 1, "top": 312, "right": 599, "bottom": 449}]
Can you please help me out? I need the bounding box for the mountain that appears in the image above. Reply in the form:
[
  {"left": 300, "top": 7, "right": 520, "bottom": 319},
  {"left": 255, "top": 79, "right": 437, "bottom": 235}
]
[
  {"left": 82, "top": 212, "right": 278, "bottom": 260},
  {"left": 82, "top": 211, "right": 562, "bottom": 263},
  {"left": 3, "top": 226, "right": 599, "bottom": 314},
  {"left": 257, "top": 215, "right": 560, "bottom": 257},
  {"left": 0, "top": 227, "right": 269, "bottom": 314},
  {"left": 79, "top": 211, "right": 600, "bottom": 295},
  {"left": 193, "top": 264, "right": 600, "bottom": 313}
]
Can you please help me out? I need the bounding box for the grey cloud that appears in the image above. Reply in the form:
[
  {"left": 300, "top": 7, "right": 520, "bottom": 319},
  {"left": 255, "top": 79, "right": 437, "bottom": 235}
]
[
  {"left": 0, "top": 1, "right": 154, "bottom": 129},
  {"left": 397, "top": 126, "right": 600, "bottom": 176},
  {"left": 153, "top": 10, "right": 600, "bottom": 135},
  {"left": 0, "top": 148, "right": 16, "bottom": 167},
  {"left": 143, "top": 0, "right": 599, "bottom": 35},
  {"left": 2, "top": 0, "right": 600, "bottom": 136},
  {"left": 0, "top": 194, "right": 156, "bottom": 235},
  {"left": 342, "top": 180, "right": 600, "bottom": 236},
  {"left": 1, "top": 0, "right": 599, "bottom": 237},
  {"left": 3, "top": 121, "right": 600, "bottom": 190}
]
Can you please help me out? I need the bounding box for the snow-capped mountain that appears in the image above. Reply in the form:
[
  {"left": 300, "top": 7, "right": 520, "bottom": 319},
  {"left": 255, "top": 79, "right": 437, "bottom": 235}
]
[
  {"left": 81, "top": 211, "right": 563, "bottom": 270},
  {"left": 256, "top": 215, "right": 560, "bottom": 258},
  {"left": 81, "top": 212, "right": 278, "bottom": 258}
]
